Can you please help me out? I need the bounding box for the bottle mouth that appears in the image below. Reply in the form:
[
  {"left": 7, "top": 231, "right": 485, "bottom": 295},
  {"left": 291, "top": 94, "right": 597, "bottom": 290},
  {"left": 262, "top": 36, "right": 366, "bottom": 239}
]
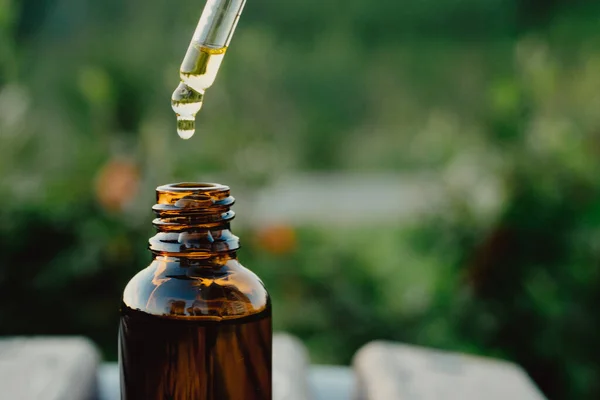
[
  {"left": 156, "top": 182, "right": 233, "bottom": 206},
  {"left": 153, "top": 182, "right": 235, "bottom": 224},
  {"left": 157, "top": 182, "right": 228, "bottom": 192},
  {"left": 151, "top": 182, "right": 239, "bottom": 255}
]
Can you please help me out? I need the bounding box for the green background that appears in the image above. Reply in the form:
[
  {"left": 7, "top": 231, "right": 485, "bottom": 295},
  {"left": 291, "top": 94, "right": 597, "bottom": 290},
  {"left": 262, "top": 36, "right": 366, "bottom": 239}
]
[{"left": 2, "top": 1, "right": 600, "bottom": 398}]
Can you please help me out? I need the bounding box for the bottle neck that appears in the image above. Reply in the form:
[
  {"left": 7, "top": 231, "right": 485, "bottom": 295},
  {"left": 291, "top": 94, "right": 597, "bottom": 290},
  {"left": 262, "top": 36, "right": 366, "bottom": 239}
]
[{"left": 149, "top": 183, "right": 240, "bottom": 260}]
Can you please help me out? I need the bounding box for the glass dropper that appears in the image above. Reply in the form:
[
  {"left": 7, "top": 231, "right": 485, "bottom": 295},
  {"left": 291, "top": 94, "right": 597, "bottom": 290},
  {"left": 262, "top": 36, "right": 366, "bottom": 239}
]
[{"left": 171, "top": 0, "right": 247, "bottom": 140}]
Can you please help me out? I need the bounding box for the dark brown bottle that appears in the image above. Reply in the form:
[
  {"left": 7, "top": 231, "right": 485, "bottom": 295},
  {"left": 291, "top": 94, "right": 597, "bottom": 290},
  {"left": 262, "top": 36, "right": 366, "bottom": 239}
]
[{"left": 119, "top": 183, "right": 272, "bottom": 400}]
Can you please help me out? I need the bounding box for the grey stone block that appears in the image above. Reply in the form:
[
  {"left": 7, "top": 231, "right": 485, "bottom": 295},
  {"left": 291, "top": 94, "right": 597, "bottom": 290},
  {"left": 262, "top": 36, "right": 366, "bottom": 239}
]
[
  {"left": 0, "top": 337, "right": 100, "bottom": 400},
  {"left": 309, "top": 365, "right": 354, "bottom": 400},
  {"left": 273, "top": 333, "right": 312, "bottom": 400},
  {"left": 353, "top": 341, "right": 547, "bottom": 400}
]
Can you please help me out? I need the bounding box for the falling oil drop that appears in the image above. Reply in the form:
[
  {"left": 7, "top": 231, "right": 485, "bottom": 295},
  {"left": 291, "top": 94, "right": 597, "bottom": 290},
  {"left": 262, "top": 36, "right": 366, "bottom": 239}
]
[
  {"left": 176, "top": 119, "right": 195, "bottom": 140},
  {"left": 171, "top": 82, "right": 204, "bottom": 140}
]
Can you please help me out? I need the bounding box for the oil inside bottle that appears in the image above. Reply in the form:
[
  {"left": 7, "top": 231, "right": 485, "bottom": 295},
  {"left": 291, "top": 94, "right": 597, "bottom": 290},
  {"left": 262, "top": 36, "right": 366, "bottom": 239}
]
[
  {"left": 120, "top": 305, "right": 272, "bottom": 400},
  {"left": 171, "top": 45, "right": 227, "bottom": 139}
]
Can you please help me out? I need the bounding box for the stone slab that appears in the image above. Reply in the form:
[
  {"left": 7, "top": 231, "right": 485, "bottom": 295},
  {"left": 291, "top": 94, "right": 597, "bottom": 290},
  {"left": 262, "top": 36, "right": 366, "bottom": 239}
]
[
  {"left": 353, "top": 341, "right": 547, "bottom": 400},
  {"left": 0, "top": 337, "right": 100, "bottom": 400}
]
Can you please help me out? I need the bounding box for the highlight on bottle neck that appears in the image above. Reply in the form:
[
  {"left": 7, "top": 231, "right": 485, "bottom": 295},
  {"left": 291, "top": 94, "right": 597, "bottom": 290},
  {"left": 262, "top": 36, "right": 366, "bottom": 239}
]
[{"left": 150, "top": 183, "right": 240, "bottom": 257}]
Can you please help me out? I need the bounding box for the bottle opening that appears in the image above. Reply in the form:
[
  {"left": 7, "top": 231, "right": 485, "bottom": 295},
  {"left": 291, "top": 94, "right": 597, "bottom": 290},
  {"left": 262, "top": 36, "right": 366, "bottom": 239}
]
[
  {"left": 153, "top": 182, "right": 235, "bottom": 223},
  {"left": 156, "top": 182, "right": 233, "bottom": 207},
  {"left": 158, "top": 182, "right": 227, "bottom": 191},
  {"left": 151, "top": 182, "right": 239, "bottom": 255}
]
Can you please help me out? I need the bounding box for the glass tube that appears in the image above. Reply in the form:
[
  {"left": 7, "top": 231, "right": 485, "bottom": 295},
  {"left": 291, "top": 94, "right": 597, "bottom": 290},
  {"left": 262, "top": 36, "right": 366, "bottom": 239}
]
[{"left": 171, "top": 0, "right": 247, "bottom": 139}]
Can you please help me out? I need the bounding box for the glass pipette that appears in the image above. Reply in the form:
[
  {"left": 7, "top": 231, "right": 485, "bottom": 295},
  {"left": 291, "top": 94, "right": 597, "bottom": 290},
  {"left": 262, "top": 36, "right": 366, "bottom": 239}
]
[{"left": 171, "top": 0, "right": 247, "bottom": 139}]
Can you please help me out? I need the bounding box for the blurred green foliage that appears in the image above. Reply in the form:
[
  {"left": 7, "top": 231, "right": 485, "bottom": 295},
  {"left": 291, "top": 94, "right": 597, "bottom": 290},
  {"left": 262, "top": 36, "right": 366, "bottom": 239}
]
[{"left": 2, "top": 0, "right": 600, "bottom": 399}]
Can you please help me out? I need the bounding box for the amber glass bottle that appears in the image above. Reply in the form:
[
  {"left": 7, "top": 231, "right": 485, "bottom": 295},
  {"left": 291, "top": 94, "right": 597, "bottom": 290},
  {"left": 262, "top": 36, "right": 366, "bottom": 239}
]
[{"left": 119, "top": 183, "right": 272, "bottom": 400}]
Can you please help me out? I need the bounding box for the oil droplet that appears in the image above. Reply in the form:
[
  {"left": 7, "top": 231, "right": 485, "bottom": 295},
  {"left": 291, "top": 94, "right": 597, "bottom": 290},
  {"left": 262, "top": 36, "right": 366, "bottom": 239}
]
[
  {"left": 176, "top": 118, "right": 196, "bottom": 140},
  {"left": 171, "top": 82, "right": 204, "bottom": 140}
]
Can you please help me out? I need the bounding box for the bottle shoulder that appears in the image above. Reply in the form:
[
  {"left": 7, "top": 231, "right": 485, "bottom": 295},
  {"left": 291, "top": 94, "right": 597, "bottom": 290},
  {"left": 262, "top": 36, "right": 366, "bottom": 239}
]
[{"left": 122, "top": 257, "right": 269, "bottom": 321}]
